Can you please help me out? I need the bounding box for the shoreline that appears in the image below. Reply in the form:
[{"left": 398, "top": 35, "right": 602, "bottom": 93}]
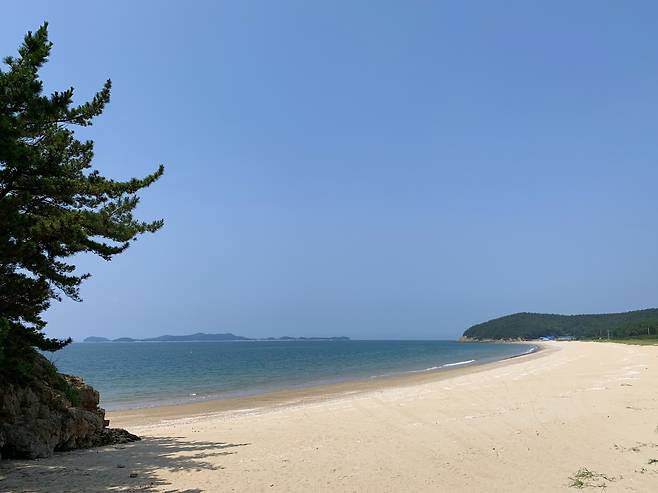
[
  {"left": 5, "top": 341, "right": 658, "bottom": 492},
  {"left": 109, "top": 342, "right": 547, "bottom": 428}
]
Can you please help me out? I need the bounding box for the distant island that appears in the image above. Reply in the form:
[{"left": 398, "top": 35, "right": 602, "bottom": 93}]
[
  {"left": 462, "top": 308, "right": 658, "bottom": 341},
  {"left": 83, "top": 332, "right": 350, "bottom": 343}
]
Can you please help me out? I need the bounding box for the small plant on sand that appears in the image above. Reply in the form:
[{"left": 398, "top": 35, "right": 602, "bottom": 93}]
[{"left": 568, "top": 468, "right": 615, "bottom": 489}]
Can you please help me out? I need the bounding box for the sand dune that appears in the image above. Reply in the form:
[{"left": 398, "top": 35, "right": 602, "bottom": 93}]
[{"left": 2, "top": 341, "right": 657, "bottom": 492}]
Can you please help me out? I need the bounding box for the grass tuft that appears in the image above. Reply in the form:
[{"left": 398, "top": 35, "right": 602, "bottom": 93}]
[{"left": 568, "top": 468, "right": 615, "bottom": 489}]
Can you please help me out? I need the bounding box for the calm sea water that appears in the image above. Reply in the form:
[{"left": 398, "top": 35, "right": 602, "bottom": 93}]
[{"left": 49, "top": 340, "right": 535, "bottom": 410}]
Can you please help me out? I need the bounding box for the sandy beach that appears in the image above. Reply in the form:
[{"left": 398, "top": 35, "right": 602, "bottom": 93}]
[{"left": 2, "top": 341, "right": 657, "bottom": 492}]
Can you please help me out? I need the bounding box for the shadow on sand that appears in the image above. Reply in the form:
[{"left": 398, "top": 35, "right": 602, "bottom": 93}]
[{"left": 0, "top": 436, "right": 249, "bottom": 492}]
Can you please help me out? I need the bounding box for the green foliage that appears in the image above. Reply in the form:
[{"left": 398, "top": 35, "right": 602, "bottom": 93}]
[
  {"left": 463, "top": 309, "right": 658, "bottom": 340},
  {"left": 63, "top": 385, "right": 81, "bottom": 406},
  {"left": 568, "top": 467, "right": 614, "bottom": 488},
  {"left": 0, "top": 23, "right": 164, "bottom": 356},
  {"left": 0, "top": 317, "right": 39, "bottom": 383},
  {"left": 41, "top": 356, "right": 79, "bottom": 403},
  {"left": 606, "top": 321, "right": 658, "bottom": 338},
  {"left": 0, "top": 318, "right": 86, "bottom": 399},
  {"left": 600, "top": 336, "right": 658, "bottom": 346}
]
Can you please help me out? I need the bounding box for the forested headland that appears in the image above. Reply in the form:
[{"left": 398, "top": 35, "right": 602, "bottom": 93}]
[{"left": 462, "top": 309, "right": 658, "bottom": 341}]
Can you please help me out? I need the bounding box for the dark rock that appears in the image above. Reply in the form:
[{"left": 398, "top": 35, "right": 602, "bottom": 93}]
[
  {"left": 97, "top": 428, "right": 141, "bottom": 446},
  {"left": 0, "top": 353, "right": 140, "bottom": 459},
  {"left": 62, "top": 375, "right": 100, "bottom": 412}
]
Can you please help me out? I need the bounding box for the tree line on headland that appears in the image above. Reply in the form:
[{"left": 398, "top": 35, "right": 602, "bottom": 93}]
[{"left": 462, "top": 309, "right": 658, "bottom": 341}]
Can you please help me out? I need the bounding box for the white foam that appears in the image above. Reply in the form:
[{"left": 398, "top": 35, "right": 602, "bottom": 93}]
[
  {"left": 441, "top": 359, "right": 475, "bottom": 368},
  {"left": 390, "top": 366, "right": 441, "bottom": 376},
  {"left": 368, "top": 360, "right": 476, "bottom": 379}
]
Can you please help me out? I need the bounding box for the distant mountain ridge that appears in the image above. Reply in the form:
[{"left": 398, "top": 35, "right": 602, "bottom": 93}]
[
  {"left": 143, "top": 332, "right": 250, "bottom": 342},
  {"left": 462, "top": 308, "right": 658, "bottom": 340},
  {"left": 83, "top": 332, "right": 350, "bottom": 342}
]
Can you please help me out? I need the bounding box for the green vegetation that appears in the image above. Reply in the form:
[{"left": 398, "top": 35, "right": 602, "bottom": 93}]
[
  {"left": 40, "top": 356, "right": 81, "bottom": 406},
  {"left": 600, "top": 336, "right": 658, "bottom": 346},
  {"left": 0, "top": 24, "right": 163, "bottom": 379},
  {"left": 463, "top": 309, "right": 658, "bottom": 341},
  {"left": 568, "top": 467, "right": 614, "bottom": 489}
]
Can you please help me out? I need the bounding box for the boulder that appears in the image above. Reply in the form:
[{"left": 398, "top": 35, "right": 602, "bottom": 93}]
[{"left": 0, "top": 353, "right": 140, "bottom": 459}]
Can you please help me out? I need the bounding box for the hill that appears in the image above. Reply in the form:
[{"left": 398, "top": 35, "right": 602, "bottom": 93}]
[
  {"left": 83, "top": 336, "right": 110, "bottom": 342},
  {"left": 462, "top": 309, "right": 658, "bottom": 340},
  {"left": 142, "top": 332, "right": 249, "bottom": 342},
  {"left": 83, "top": 333, "right": 350, "bottom": 342}
]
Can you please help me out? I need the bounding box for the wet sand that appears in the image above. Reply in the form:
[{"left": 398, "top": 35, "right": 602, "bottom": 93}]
[{"left": 110, "top": 342, "right": 545, "bottom": 428}]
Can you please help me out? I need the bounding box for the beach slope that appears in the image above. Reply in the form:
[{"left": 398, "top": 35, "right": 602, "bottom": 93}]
[{"left": 2, "top": 341, "right": 657, "bottom": 492}]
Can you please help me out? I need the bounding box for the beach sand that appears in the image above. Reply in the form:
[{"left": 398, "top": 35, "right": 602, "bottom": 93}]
[{"left": 2, "top": 341, "right": 657, "bottom": 492}]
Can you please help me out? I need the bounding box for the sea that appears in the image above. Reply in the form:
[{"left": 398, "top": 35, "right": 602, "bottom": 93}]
[{"left": 50, "top": 340, "right": 536, "bottom": 410}]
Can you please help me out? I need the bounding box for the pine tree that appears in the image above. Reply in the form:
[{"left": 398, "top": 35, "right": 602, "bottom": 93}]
[{"left": 0, "top": 23, "right": 164, "bottom": 358}]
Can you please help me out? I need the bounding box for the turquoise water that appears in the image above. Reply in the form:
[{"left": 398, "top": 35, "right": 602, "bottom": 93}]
[{"left": 49, "top": 340, "right": 535, "bottom": 410}]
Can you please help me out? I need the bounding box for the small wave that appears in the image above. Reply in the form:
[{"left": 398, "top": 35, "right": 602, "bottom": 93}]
[
  {"left": 369, "top": 360, "right": 478, "bottom": 379},
  {"left": 408, "top": 366, "right": 441, "bottom": 373},
  {"left": 441, "top": 359, "right": 475, "bottom": 368},
  {"left": 369, "top": 365, "right": 442, "bottom": 379}
]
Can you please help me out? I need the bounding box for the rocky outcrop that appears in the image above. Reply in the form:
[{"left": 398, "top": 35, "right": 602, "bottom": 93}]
[{"left": 0, "top": 353, "right": 139, "bottom": 459}]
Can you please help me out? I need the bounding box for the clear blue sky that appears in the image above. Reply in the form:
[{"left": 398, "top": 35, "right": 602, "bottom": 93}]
[{"left": 3, "top": 1, "right": 658, "bottom": 340}]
